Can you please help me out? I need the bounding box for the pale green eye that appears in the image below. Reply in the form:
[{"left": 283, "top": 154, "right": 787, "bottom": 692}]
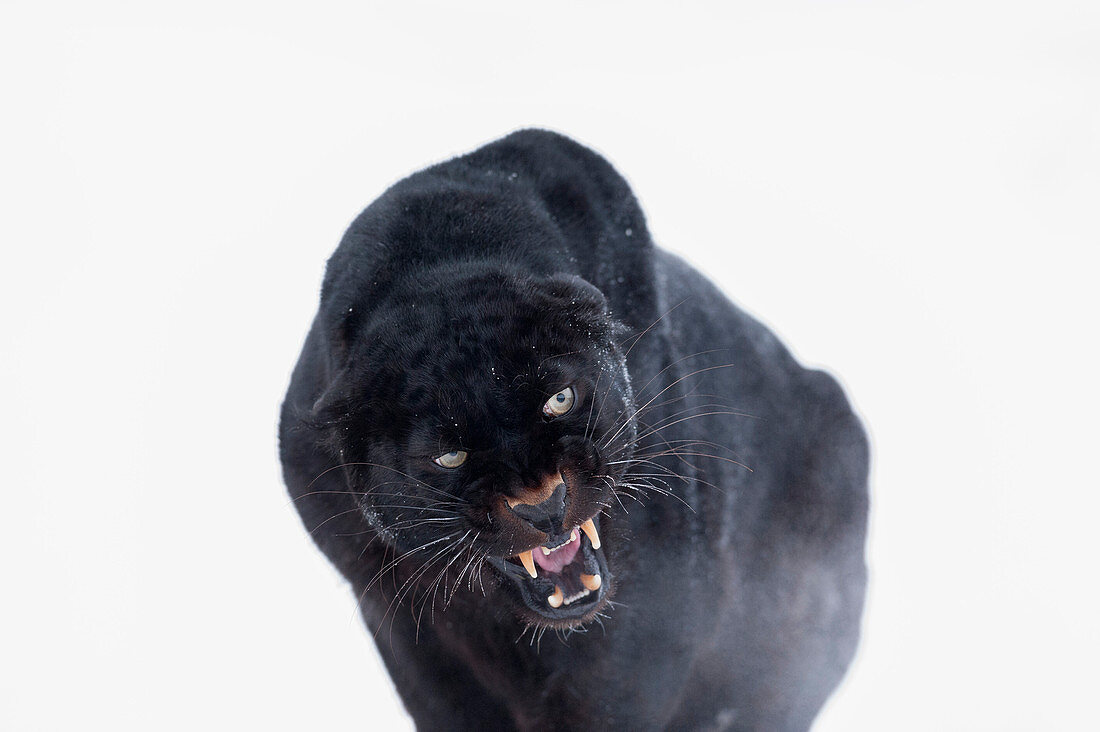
[
  {"left": 542, "top": 386, "right": 576, "bottom": 418},
  {"left": 432, "top": 450, "right": 468, "bottom": 469}
]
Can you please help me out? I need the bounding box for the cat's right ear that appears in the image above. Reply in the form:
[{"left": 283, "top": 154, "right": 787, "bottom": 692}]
[
  {"left": 325, "top": 307, "right": 360, "bottom": 368},
  {"left": 304, "top": 303, "right": 369, "bottom": 430},
  {"left": 311, "top": 369, "right": 348, "bottom": 417},
  {"left": 283, "top": 366, "right": 354, "bottom": 461}
]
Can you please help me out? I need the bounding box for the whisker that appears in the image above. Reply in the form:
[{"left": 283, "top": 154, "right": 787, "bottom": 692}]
[
  {"left": 599, "top": 363, "right": 740, "bottom": 450},
  {"left": 583, "top": 366, "right": 605, "bottom": 441},
  {"left": 417, "top": 533, "right": 474, "bottom": 636},
  {"left": 635, "top": 448, "right": 753, "bottom": 472},
  {"left": 618, "top": 298, "right": 689, "bottom": 357},
  {"left": 304, "top": 461, "right": 464, "bottom": 503},
  {"left": 386, "top": 545, "right": 457, "bottom": 642},
  {"left": 308, "top": 506, "right": 367, "bottom": 535},
  {"left": 361, "top": 534, "right": 457, "bottom": 595},
  {"left": 616, "top": 479, "right": 696, "bottom": 511},
  {"left": 380, "top": 530, "right": 472, "bottom": 641},
  {"left": 630, "top": 348, "right": 731, "bottom": 402},
  {"left": 632, "top": 410, "right": 757, "bottom": 445},
  {"left": 629, "top": 437, "right": 745, "bottom": 459}
]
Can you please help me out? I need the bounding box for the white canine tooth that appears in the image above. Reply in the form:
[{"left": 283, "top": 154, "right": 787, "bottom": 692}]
[
  {"left": 581, "top": 573, "right": 602, "bottom": 591},
  {"left": 518, "top": 550, "right": 537, "bottom": 578},
  {"left": 580, "top": 519, "right": 601, "bottom": 549},
  {"left": 548, "top": 586, "right": 564, "bottom": 608}
]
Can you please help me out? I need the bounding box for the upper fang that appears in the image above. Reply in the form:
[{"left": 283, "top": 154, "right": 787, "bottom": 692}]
[
  {"left": 580, "top": 518, "right": 601, "bottom": 549},
  {"left": 518, "top": 550, "right": 537, "bottom": 578}
]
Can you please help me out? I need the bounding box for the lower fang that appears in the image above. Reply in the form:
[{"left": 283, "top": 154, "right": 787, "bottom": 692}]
[
  {"left": 548, "top": 586, "right": 564, "bottom": 608},
  {"left": 581, "top": 573, "right": 602, "bottom": 591}
]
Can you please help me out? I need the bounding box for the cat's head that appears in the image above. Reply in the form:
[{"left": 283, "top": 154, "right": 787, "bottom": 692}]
[{"left": 310, "top": 264, "right": 637, "bottom": 627}]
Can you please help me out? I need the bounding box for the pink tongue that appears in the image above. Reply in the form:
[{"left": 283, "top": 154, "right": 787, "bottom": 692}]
[{"left": 532, "top": 531, "right": 581, "bottom": 574}]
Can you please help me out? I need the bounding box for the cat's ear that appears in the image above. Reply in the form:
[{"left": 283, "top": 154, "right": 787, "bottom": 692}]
[
  {"left": 540, "top": 273, "right": 609, "bottom": 313},
  {"left": 307, "top": 366, "right": 353, "bottom": 429},
  {"left": 326, "top": 309, "right": 360, "bottom": 367},
  {"left": 540, "top": 274, "right": 628, "bottom": 342}
]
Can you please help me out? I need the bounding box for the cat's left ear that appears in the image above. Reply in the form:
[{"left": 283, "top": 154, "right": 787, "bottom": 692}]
[
  {"left": 539, "top": 273, "right": 623, "bottom": 340},
  {"left": 540, "top": 273, "right": 609, "bottom": 314}
]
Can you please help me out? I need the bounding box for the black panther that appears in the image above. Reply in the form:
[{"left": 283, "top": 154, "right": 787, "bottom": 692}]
[{"left": 279, "top": 129, "right": 869, "bottom": 731}]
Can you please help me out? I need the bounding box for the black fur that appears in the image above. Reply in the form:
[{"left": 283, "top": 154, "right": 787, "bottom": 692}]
[{"left": 279, "top": 130, "right": 869, "bottom": 731}]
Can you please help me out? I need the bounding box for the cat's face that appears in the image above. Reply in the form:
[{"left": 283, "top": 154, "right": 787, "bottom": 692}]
[{"left": 316, "top": 269, "right": 636, "bottom": 627}]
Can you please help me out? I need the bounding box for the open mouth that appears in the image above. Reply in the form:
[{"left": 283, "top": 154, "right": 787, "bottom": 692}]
[{"left": 487, "top": 515, "right": 611, "bottom": 623}]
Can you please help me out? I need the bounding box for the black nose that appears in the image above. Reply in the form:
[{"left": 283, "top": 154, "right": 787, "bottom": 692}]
[{"left": 510, "top": 480, "right": 567, "bottom": 538}]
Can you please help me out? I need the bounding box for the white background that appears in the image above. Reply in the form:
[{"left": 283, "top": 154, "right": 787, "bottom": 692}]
[{"left": 2, "top": 1, "right": 1097, "bottom": 729}]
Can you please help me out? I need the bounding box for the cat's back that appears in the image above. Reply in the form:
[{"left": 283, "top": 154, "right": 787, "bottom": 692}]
[
  {"left": 649, "top": 245, "right": 868, "bottom": 541},
  {"left": 620, "top": 249, "right": 869, "bottom": 730}
]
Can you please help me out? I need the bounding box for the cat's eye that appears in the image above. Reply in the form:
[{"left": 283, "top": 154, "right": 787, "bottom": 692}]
[
  {"left": 432, "top": 450, "right": 468, "bottom": 469},
  {"left": 542, "top": 386, "right": 576, "bottom": 418}
]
